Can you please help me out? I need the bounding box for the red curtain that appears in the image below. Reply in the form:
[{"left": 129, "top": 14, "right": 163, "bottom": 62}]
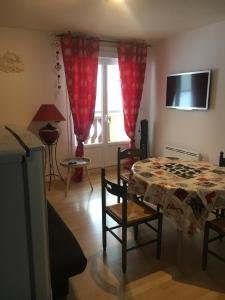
[
  {"left": 61, "top": 33, "right": 99, "bottom": 181},
  {"left": 117, "top": 42, "right": 147, "bottom": 149}
]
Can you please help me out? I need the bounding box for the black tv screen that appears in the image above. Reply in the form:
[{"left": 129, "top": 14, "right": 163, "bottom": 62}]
[{"left": 166, "top": 70, "right": 211, "bottom": 110}]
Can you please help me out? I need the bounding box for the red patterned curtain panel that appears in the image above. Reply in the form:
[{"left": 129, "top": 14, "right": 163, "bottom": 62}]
[
  {"left": 61, "top": 33, "right": 99, "bottom": 181},
  {"left": 117, "top": 41, "right": 147, "bottom": 148}
]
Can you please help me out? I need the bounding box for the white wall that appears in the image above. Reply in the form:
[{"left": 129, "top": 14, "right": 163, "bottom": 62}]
[
  {"left": 150, "top": 20, "right": 225, "bottom": 164},
  {"left": 0, "top": 27, "right": 69, "bottom": 162},
  {"left": 7, "top": 23, "right": 224, "bottom": 168},
  {"left": 0, "top": 28, "right": 150, "bottom": 169}
]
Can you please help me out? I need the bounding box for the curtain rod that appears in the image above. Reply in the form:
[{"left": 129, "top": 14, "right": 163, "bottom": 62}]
[{"left": 55, "top": 34, "right": 151, "bottom": 48}]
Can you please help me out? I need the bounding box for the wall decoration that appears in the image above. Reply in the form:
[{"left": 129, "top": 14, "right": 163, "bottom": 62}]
[
  {"left": 54, "top": 38, "right": 62, "bottom": 89},
  {"left": 0, "top": 51, "right": 24, "bottom": 73}
]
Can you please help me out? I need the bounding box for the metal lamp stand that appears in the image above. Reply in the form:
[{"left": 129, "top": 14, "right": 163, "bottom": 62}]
[
  {"left": 39, "top": 123, "right": 64, "bottom": 190},
  {"left": 44, "top": 138, "right": 64, "bottom": 190}
]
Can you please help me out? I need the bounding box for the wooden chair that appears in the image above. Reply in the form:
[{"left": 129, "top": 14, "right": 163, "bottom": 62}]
[
  {"left": 117, "top": 147, "right": 143, "bottom": 203},
  {"left": 219, "top": 151, "right": 225, "bottom": 167},
  {"left": 202, "top": 218, "right": 225, "bottom": 270},
  {"left": 101, "top": 168, "right": 163, "bottom": 273},
  {"left": 117, "top": 147, "right": 142, "bottom": 184},
  {"left": 212, "top": 152, "right": 225, "bottom": 218}
]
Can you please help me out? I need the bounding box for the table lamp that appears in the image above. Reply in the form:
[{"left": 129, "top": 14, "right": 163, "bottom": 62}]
[
  {"left": 32, "top": 104, "right": 65, "bottom": 189},
  {"left": 32, "top": 104, "right": 65, "bottom": 145}
]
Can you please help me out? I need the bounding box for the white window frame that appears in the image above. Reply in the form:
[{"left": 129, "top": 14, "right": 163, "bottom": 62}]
[{"left": 84, "top": 56, "right": 129, "bottom": 148}]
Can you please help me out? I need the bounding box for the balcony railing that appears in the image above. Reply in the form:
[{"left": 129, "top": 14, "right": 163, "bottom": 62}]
[
  {"left": 84, "top": 115, "right": 102, "bottom": 145},
  {"left": 81, "top": 113, "right": 128, "bottom": 146}
]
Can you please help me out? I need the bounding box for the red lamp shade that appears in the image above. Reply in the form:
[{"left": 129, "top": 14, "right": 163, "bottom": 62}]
[
  {"left": 32, "top": 104, "right": 65, "bottom": 145},
  {"left": 32, "top": 104, "right": 65, "bottom": 122}
]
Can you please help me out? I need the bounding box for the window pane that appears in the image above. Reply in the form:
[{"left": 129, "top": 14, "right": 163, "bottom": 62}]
[
  {"left": 107, "top": 64, "right": 123, "bottom": 112},
  {"left": 84, "top": 64, "right": 103, "bottom": 145},
  {"left": 108, "top": 114, "right": 128, "bottom": 142},
  {"left": 107, "top": 63, "right": 128, "bottom": 142},
  {"left": 95, "top": 64, "right": 102, "bottom": 114},
  {"left": 83, "top": 61, "right": 128, "bottom": 145},
  {"left": 84, "top": 115, "right": 102, "bottom": 144}
]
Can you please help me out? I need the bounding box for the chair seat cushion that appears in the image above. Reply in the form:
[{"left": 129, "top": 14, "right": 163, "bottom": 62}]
[{"left": 107, "top": 200, "right": 158, "bottom": 224}]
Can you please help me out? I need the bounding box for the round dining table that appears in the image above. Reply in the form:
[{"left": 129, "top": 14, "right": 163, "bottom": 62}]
[{"left": 128, "top": 157, "right": 225, "bottom": 235}]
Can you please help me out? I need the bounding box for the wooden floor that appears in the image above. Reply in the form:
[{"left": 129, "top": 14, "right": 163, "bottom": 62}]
[{"left": 47, "top": 167, "right": 225, "bottom": 300}]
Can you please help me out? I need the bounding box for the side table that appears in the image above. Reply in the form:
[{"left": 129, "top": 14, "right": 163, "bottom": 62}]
[{"left": 60, "top": 157, "right": 93, "bottom": 196}]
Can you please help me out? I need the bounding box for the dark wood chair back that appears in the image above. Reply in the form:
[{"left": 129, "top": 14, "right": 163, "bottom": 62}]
[
  {"left": 203, "top": 152, "right": 225, "bottom": 265},
  {"left": 117, "top": 147, "right": 141, "bottom": 184},
  {"left": 118, "top": 148, "right": 141, "bottom": 160},
  {"left": 219, "top": 151, "right": 225, "bottom": 167},
  {"left": 102, "top": 168, "right": 127, "bottom": 200}
]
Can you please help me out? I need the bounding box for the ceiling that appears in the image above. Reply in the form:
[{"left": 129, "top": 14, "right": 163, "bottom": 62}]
[{"left": 1, "top": 0, "right": 225, "bottom": 42}]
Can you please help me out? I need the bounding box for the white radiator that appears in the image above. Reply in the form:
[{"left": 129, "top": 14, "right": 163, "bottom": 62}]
[{"left": 164, "top": 145, "right": 200, "bottom": 161}]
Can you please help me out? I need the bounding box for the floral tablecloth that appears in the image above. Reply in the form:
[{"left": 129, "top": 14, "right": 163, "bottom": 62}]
[{"left": 128, "top": 157, "right": 225, "bottom": 235}]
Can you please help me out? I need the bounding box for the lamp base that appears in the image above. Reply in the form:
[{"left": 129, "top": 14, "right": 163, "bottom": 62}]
[
  {"left": 39, "top": 123, "right": 59, "bottom": 145},
  {"left": 39, "top": 123, "right": 64, "bottom": 190}
]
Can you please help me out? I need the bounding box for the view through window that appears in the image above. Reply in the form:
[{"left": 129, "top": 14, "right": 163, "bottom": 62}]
[{"left": 84, "top": 58, "right": 128, "bottom": 145}]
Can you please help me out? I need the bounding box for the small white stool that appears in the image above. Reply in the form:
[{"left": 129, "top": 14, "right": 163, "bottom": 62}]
[{"left": 60, "top": 157, "right": 93, "bottom": 196}]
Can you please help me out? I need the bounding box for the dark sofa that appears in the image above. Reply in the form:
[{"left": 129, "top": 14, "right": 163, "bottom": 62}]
[{"left": 47, "top": 202, "right": 87, "bottom": 299}]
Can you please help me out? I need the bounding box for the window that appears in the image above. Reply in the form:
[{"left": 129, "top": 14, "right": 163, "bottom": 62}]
[{"left": 85, "top": 58, "right": 128, "bottom": 145}]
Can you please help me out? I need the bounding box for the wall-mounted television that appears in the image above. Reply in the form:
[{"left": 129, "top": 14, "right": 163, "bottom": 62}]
[{"left": 166, "top": 70, "right": 211, "bottom": 110}]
